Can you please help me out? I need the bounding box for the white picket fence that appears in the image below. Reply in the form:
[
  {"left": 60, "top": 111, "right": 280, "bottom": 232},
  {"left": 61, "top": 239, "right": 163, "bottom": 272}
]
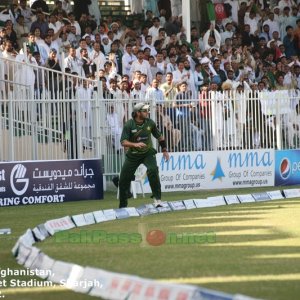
[{"left": 1, "top": 56, "right": 300, "bottom": 178}]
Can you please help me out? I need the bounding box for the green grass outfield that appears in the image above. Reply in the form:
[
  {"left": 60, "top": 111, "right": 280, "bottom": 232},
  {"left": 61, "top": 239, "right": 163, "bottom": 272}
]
[{"left": 1, "top": 186, "right": 300, "bottom": 300}]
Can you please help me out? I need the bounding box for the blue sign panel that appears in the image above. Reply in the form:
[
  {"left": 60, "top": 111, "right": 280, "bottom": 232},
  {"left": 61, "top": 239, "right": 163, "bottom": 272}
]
[
  {"left": 0, "top": 159, "right": 103, "bottom": 206},
  {"left": 275, "top": 150, "right": 300, "bottom": 186}
]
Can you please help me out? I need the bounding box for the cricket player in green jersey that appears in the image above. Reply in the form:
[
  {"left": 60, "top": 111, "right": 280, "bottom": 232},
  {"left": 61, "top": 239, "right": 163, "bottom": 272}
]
[{"left": 119, "top": 103, "right": 170, "bottom": 208}]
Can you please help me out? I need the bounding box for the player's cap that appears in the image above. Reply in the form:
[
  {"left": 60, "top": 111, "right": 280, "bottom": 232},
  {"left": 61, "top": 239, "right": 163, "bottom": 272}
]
[{"left": 133, "top": 103, "right": 150, "bottom": 112}]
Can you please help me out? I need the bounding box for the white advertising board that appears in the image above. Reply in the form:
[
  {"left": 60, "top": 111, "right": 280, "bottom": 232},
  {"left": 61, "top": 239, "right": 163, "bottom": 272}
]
[{"left": 137, "top": 150, "right": 275, "bottom": 193}]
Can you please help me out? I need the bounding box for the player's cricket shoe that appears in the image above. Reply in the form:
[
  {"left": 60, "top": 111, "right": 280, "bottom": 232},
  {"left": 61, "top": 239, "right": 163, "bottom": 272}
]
[{"left": 154, "top": 199, "right": 163, "bottom": 208}]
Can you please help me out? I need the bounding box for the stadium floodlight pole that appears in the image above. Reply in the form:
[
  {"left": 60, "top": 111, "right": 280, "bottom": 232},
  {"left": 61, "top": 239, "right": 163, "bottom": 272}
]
[{"left": 182, "top": 0, "right": 191, "bottom": 43}]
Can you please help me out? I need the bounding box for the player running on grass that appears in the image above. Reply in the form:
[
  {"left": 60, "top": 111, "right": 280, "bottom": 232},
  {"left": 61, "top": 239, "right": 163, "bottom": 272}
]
[{"left": 118, "top": 103, "right": 170, "bottom": 208}]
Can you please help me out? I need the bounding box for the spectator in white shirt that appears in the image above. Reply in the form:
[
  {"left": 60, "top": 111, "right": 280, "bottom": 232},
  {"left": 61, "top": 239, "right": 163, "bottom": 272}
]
[
  {"left": 62, "top": 0, "right": 72, "bottom": 14},
  {"left": 48, "top": 13, "right": 61, "bottom": 34},
  {"left": 130, "top": 79, "right": 145, "bottom": 100},
  {"left": 140, "top": 73, "right": 150, "bottom": 93},
  {"left": 67, "top": 12, "right": 81, "bottom": 36},
  {"left": 244, "top": 2, "right": 261, "bottom": 35},
  {"left": 153, "top": 28, "right": 170, "bottom": 49},
  {"left": 203, "top": 25, "right": 221, "bottom": 51},
  {"left": 106, "top": 105, "right": 123, "bottom": 152},
  {"left": 148, "top": 17, "right": 161, "bottom": 38},
  {"left": 263, "top": 12, "right": 281, "bottom": 39},
  {"left": 64, "top": 46, "right": 84, "bottom": 76},
  {"left": 166, "top": 54, "right": 178, "bottom": 73},
  {"left": 142, "top": 35, "right": 157, "bottom": 56},
  {"left": 90, "top": 42, "right": 106, "bottom": 71},
  {"left": 129, "top": 49, "right": 152, "bottom": 83},
  {"left": 111, "top": 22, "right": 122, "bottom": 41},
  {"left": 172, "top": 60, "right": 190, "bottom": 86},
  {"left": 122, "top": 43, "right": 137, "bottom": 76},
  {"left": 145, "top": 79, "right": 165, "bottom": 103},
  {"left": 155, "top": 52, "right": 167, "bottom": 75}
]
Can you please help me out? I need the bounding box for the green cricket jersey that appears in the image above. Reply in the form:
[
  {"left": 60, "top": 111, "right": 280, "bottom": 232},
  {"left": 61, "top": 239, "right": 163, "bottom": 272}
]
[{"left": 120, "top": 118, "right": 162, "bottom": 155}]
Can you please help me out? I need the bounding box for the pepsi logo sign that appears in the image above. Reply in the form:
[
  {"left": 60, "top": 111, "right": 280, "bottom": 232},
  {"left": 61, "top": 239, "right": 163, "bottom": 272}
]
[{"left": 280, "top": 158, "right": 291, "bottom": 180}]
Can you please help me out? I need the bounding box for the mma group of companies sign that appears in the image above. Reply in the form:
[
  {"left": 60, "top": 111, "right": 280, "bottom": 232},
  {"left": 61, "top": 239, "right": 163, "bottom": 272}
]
[{"left": 136, "top": 150, "right": 275, "bottom": 193}]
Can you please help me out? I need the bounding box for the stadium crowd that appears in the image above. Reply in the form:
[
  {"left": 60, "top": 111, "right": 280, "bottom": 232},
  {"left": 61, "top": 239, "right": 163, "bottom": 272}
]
[{"left": 1, "top": 0, "right": 300, "bottom": 152}]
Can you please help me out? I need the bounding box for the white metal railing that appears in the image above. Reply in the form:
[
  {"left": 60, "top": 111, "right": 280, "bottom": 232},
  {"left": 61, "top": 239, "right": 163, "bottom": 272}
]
[{"left": 1, "top": 57, "right": 300, "bottom": 178}]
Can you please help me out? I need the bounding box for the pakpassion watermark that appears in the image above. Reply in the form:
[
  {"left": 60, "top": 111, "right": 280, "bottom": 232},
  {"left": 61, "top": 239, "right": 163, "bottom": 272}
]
[{"left": 54, "top": 230, "right": 216, "bottom": 246}]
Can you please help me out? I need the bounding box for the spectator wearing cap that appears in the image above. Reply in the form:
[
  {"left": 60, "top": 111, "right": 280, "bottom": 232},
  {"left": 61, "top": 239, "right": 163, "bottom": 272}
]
[
  {"left": 199, "top": 56, "right": 217, "bottom": 86},
  {"left": 283, "top": 25, "right": 297, "bottom": 58},
  {"left": 82, "top": 34, "right": 93, "bottom": 55},
  {"left": 101, "top": 35, "right": 111, "bottom": 55},
  {"left": 110, "top": 22, "right": 122, "bottom": 41},
  {"left": 130, "top": 79, "right": 144, "bottom": 100}
]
